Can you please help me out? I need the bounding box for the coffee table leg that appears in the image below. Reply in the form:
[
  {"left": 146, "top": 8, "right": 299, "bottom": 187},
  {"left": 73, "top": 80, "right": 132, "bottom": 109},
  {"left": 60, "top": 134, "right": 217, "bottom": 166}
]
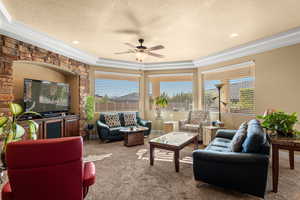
[
  {"left": 272, "top": 144, "right": 279, "bottom": 193},
  {"left": 150, "top": 144, "right": 154, "bottom": 166},
  {"left": 174, "top": 150, "right": 179, "bottom": 172}
]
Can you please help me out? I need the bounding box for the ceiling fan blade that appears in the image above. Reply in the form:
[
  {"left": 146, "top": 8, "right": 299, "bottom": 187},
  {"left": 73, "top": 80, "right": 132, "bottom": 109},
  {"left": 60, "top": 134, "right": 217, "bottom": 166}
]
[
  {"left": 146, "top": 52, "right": 165, "bottom": 58},
  {"left": 114, "top": 50, "right": 135, "bottom": 55},
  {"left": 148, "top": 45, "right": 164, "bottom": 51},
  {"left": 124, "top": 10, "right": 141, "bottom": 28},
  {"left": 114, "top": 29, "right": 140, "bottom": 35},
  {"left": 124, "top": 42, "right": 137, "bottom": 49}
]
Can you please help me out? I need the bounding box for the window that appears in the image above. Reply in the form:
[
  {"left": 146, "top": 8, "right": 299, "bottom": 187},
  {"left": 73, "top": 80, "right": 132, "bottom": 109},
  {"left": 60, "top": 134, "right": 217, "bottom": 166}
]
[
  {"left": 94, "top": 79, "right": 139, "bottom": 112},
  {"left": 204, "top": 80, "right": 221, "bottom": 112},
  {"left": 202, "top": 64, "right": 255, "bottom": 114},
  {"left": 229, "top": 77, "right": 255, "bottom": 114},
  {"left": 160, "top": 81, "right": 193, "bottom": 111}
]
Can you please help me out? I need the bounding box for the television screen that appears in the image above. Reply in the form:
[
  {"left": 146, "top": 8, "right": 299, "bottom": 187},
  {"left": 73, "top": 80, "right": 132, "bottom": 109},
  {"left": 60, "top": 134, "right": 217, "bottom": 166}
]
[{"left": 24, "top": 79, "right": 70, "bottom": 113}]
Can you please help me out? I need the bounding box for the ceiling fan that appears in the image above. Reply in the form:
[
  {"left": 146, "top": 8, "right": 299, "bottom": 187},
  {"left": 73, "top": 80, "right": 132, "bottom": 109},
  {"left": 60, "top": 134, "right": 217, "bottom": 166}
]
[{"left": 114, "top": 39, "right": 165, "bottom": 62}]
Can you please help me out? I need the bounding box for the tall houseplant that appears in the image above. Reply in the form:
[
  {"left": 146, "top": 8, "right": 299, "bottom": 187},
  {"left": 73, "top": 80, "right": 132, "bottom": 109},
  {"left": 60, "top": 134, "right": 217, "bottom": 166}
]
[
  {"left": 0, "top": 103, "right": 40, "bottom": 167},
  {"left": 154, "top": 94, "right": 168, "bottom": 119},
  {"left": 85, "top": 96, "right": 95, "bottom": 130},
  {"left": 257, "top": 111, "right": 299, "bottom": 136}
]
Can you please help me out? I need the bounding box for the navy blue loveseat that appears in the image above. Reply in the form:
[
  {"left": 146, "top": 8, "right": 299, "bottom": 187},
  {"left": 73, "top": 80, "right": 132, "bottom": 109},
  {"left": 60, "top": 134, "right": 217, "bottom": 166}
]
[{"left": 96, "top": 112, "right": 152, "bottom": 141}]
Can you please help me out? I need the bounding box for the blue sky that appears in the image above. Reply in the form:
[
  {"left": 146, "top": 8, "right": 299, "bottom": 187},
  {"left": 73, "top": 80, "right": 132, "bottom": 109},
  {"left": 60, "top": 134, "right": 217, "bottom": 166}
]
[
  {"left": 160, "top": 81, "right": 192, "bottom": 96},
  {"left": 205, "top": 77, "right": 254, "bottom": 90},
  {"left": 204, "top": 80, "right": 221, "bottom": 90},
  {"left": 95, "top": 79, "right": 139, "bottom": 97}
]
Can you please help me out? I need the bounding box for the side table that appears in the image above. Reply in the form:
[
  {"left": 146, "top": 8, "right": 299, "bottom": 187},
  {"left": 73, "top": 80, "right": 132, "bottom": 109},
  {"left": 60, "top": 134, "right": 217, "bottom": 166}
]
[
  {"left": 120, "top": 127, "right": 148, "bottom": 147},
  {"left": 203, "top": 126, "right": 221, "bottom": 146},
  {"left": 163, "top": 121, "right": 177, "bottom": 133},
  {"left": 271, "top": 135, "right": 300, "bottom": 193}
]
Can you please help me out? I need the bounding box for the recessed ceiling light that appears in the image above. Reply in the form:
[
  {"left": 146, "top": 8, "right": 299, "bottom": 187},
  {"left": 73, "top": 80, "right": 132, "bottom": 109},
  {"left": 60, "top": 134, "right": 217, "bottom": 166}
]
[
  {"left": 230, "top": 33, "right": 239, "bottom": 38},
  {"left": 72, "top": 40, "right": 79, "bottom": 44}
]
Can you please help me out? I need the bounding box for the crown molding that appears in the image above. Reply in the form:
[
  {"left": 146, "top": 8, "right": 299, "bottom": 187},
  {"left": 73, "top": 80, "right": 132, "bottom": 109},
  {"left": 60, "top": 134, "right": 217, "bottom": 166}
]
[
  {"left": 95, "top": 58, "right": 195, "bottom": 70},
  {"left": 0, "top": 2, "right": 11, "bottom": 24},
  {"left": 143, "top": 61, "right": 195, "bottom": 70},
  {"left": 201, "top": 61, "right": 255, "bottom": 74},
  {"left": 1, "top": 2, "right": 300, "bottom": 71},
  {"left": 147, "top": 72, "right": 193, "bottom": 78},
  {"left": 194, "top": 27, "right": 300, "bottom": 67},
  {"left": 0, "top": 21, "right": 98, "bottom": 65},
  {"left": 96, "top": 57, "right": 144, "bottom": 70},
  {"left": 95, "top": 70, "right": 141, "bottom": 77}
]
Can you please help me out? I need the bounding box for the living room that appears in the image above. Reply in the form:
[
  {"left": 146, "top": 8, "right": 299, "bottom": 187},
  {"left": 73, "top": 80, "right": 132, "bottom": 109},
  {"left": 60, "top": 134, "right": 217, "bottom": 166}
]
[{"left": 0, "top": 1, "right": 300, "bottom": 200}]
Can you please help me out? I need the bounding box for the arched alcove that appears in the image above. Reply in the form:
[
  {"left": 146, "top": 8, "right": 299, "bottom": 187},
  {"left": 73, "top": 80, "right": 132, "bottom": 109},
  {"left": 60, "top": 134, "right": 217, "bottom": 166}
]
[
  {"left": 0, "top": 35, "right": 90, "bottom": 134},
  {"left": 12, "top": 61, "right": 80, "bottom": 115}
]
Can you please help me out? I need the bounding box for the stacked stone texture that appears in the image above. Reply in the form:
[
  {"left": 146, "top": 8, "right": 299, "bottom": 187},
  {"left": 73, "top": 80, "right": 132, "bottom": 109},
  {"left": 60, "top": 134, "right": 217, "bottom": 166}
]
[{"left": 0, "top": 35, "right": 89, "bottom": 135}]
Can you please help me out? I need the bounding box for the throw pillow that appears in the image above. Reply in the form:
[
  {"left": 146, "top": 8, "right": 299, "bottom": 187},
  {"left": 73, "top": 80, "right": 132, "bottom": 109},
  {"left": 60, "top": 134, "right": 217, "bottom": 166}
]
[
  {"left": 124, "top": 112, "right": 137, "bottom": 126},
  {"left": 242, "top": 119, "right": 266, "bottom": 153},
  {"left": 104, "top": 113, "right": 121, "bottom": 128},
  {"left": 230, "top": 122, "right": 248, "bottom": 152}
]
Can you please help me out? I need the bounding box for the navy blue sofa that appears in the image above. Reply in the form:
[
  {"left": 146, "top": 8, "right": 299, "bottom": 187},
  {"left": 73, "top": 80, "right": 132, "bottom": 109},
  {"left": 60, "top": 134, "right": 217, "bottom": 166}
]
[
  {"left": 96, "top": 112, "right": 152, "bottom": 141},
  {"left": 192, "top": 119, "right": 270, "bottom": 198}
]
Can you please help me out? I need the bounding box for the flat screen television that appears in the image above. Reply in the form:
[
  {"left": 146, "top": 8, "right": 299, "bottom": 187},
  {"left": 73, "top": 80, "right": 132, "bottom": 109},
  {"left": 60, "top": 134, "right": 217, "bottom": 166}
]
[{"left": 24, "top": 79, "right": 70, "bottom": 114}]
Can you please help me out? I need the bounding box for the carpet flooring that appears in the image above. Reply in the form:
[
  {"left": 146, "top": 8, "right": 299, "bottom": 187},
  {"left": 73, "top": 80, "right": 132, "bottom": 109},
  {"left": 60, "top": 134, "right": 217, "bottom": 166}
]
[
  {"left": 84, "top": 137, "right": 300, "bottom": 200},
  {"left": 0, "top": 136, "right": 299, "bottom": 200}
]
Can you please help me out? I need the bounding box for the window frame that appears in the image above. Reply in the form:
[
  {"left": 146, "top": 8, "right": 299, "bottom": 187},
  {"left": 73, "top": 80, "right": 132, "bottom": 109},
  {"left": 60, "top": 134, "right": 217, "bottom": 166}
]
[{"left": 94, "top": 74, "right": 140, "bottom": 113}]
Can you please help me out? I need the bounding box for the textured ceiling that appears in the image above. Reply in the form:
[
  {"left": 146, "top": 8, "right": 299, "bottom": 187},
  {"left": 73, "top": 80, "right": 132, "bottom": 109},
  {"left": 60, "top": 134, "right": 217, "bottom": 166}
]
[{"left": 2, "top": 0, "right": 300, "bottom": 63}]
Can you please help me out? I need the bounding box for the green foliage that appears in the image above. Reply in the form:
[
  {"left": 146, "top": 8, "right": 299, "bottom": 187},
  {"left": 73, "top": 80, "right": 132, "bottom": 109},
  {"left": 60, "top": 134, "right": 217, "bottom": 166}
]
[
  {"left": 85, "top": 96, "right": 95, "bottom": 122},
  {"left": 97, "top": 94, "right": 111, "bottom": 104},
  {"left": 257, "top": 111, "right": 298, "bottom": 136},
  {"left": 239, "top": 88, "right": 254, "bottom": 110},
  {"left": 0, "top": 103, "right": 40, "bottom": 153},
  {"left": 27, "top": 120, "right": 39, "bottom": 140},
  {"left": 155, "top": 93, "right": 169, "bottom": 109}
]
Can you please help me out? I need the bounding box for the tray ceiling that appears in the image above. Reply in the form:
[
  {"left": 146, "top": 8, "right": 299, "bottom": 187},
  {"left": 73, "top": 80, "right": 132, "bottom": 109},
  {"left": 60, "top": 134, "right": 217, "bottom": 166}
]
[{"left": 2, "top": 0, "right": 300, "bottom": 63}]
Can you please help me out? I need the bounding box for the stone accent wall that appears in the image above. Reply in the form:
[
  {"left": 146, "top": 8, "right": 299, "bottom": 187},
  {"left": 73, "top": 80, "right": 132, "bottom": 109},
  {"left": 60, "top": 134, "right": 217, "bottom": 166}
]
[{"left": 0, "top": 35, "right": 90, "bottom": 135}]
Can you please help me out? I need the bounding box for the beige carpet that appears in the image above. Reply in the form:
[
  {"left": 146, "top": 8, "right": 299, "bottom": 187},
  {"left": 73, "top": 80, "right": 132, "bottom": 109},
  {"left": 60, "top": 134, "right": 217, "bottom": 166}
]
[
  {"left": 84, "top": 138, "right": 300, "bottom": 200},
  {"left": 0, "top": 136, "right": 299, "bottom": 200}
]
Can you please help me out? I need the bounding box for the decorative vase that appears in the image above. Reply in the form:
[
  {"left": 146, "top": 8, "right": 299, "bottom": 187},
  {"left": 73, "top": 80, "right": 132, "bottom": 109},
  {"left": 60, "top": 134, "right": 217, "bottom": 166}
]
[{"left": 156, "top": 109, "right": 162, "bottom": 120}]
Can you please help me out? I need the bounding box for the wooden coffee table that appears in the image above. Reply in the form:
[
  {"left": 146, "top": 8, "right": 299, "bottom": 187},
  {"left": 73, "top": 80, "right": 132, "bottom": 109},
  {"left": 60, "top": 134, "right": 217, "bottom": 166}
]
[
  {"left": 120, "top": 126, "right": 148, "bottom": 147},
  {"left": 149, "top": 132, "right": 199, "bottom": 172}
]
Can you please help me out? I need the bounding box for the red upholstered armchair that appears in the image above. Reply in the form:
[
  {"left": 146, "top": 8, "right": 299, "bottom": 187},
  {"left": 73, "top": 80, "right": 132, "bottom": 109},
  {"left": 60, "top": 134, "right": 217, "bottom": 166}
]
[{"left": 1, "top": 137, "right": 96, "bottom": 200}]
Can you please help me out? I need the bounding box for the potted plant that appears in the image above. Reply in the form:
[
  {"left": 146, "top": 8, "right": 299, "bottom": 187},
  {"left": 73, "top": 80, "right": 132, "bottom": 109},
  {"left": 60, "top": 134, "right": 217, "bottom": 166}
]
[
  {"left": 257, "top": 111, "right": 299, "bottom": 137},
  {"left": 0, "top": 103, "right": 40, "bottom": 167},
  {"left": 85, "top": 96, "right": 95, "bottom": 130},
  {"left": 154, "top": 94, "right": 168, "bottom": 120}
]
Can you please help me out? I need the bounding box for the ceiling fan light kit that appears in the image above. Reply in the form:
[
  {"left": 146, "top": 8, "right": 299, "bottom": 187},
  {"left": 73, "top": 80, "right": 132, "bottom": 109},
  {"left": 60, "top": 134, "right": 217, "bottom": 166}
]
[{"left": 115, "top": 38, "right": 165, "bottom": 62}]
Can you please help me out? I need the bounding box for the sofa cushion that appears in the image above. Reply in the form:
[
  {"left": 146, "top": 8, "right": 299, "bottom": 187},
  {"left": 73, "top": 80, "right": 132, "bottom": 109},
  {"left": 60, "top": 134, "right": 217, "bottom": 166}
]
[
  {"left": 104, "top": 113, "right": 121, "bottom": 128},
  {"left": 242, "top": 119, "right": 266, "bottom": 153},
  {"left": 123, "top": 112, "right": 137, "bottom": 126},
  {"left": 206, "top": 144, "right": 231, "bottom": 152},
  {"left": 230, "top": 122, "right": 248, "bottom": 152},
  {"left": 210, "top": 138, "right": 232, "bottom": 148}
]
